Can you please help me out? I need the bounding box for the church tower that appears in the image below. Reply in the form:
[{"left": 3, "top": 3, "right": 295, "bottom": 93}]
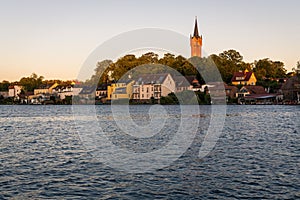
[{"left": 190, "top": 17, "right": 202, "bottom": 57}]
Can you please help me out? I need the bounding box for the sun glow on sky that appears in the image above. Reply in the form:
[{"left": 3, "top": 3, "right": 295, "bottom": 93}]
[{"left": 0, "top": 0, "right": 299, "bottom": 81}]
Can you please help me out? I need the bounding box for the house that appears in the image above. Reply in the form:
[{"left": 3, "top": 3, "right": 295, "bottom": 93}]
[
  {"left": 237, "top": 85, "right": 277, "bottom": 104},
  {"left": 75, "top": 86, "right": 96, "bottom": 104},
  {"left": 106, "top": 82, "right": 117, "bottom": 101},
  {"left": 17, "top": 91, "right": 34, "bottom": 104},
  {"left": 132, "top": 73, "right": 176, "bottom": 102},
  {"left": 105, "top": 80, "right": 134, "bottom": 101},
  {"left": 79, "top": 86, "right": 96, "bottom": 99},
  {"left": 174, "top": 76, "right": 193, "bottom": 93},
  {"left": 281, "top": 75, "right": 300, "bottom": 103},
  {"left": 237, "top": 85, "right": 266, "bottom": 98},
  {"left": 27, "top": 94, "right": 49, "bottom": 104},
  {"left": 224, "top": 84, "right": 238, "bottom": 100},
  {"left": 132, "top": 83, "right": 155, "bottom": 101},
  {"left": 202, "top": 82, "right": 227, "bottom": 104},
  {"left": 34, "top": 83, "right": 59, "bottom": 95},
  {"left": 231, "top": 69, "right": 257, "bottom": 86},
  {"left": 8, "top": 85, "right": 22, "bottom": 98},
  {"left": 53, "top": 84, "right": 82, "bottom": 100},
  {"left": 174, "top": 76, "right": 200, "bottom": 92},
  {"left": 96, "top": 83, "right": 109, "bottom": 99},
  {"left": 111, "top": 80, "right": 135, "bottom": 101}
]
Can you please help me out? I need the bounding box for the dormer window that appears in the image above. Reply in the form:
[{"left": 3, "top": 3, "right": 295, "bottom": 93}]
[{"left": 236, "top": 76, "right": 245, "bottom": 80}]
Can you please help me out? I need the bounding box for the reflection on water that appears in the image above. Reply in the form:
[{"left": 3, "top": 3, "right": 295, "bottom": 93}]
[{"left": 0, "top": 105, "right": 299, "bottom": 199}]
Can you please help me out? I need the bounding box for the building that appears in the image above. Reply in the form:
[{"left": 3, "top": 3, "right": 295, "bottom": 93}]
[
  {"left": 173, "top": 76, "right": 201, "bottom": 92},
  {"left": 34, "top": 83, "right": 59, "bottom": 95},
  {"left": 107, "top": 81, "right": 133, "bottom": 101},
  {"left": 224, "top": 84, "right": 238, "bottom": 101},
  {"left": 231, "top": 69, "right": 257, "bottom": 86},
  {"left": 174, "top": 76, "right": 193, "bottom": 92},
  {"left": 237, "top": 85, "right": 266, "bottom": 98},
  {"left": 132, "top": 73, "right": 176, "bottom": 102},
  {"left": 236, "top": 85, "right": 278, "bottom": 104},
  {"left": 111, "top": 80, "right": 135, "bottom": 100},
  {"left": 190, "top": 17, "right": 202, "bottom": 57},
  {"left": 8, "top": 85, "right": 22, "bottom": 98},
  {"left": 77, "top": 86, "right": 96, "bottom": 104},
  {"left": 53, "top": 84, "right": 82, "bottom": 100},
  {"left": 107, "top": 82, "right": 117, "bottom": 101},
  {"left": 281, "top": 75, "right": 300, "bottom": 103},
  {"left": 96, "top": 83, "right": 109, "bottom": 99}
]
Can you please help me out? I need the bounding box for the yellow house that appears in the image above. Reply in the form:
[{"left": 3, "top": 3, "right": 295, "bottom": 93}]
[
  {"left": 34, "top": 83, "right": 59, "bottom": 95},
  {"left": 107, "top": 83, "right": 117, "bottom": 100},
  {"left": 107, "top": 81, "right": 134, "bottom": 100},
  {"left": 231, "top": 69, "right": 257, "bottom": 86}
]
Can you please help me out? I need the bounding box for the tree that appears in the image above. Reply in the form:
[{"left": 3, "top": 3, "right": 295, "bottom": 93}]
[
  {"left": 0, "top": 80, "right": 10, "bottom": 91},
  {"left": 84, "top": 60, "right": 113, "bottom": 86},
  {"left": 211, "top": 50, "right": 250, "bottom": 83},
  {"left": 19, "top": 73, "right": 44, "bottom": 92},
  {"left": 93, "top": 52, "right": 201, "bottom": 85},
  {"left": 219, "top": 49, "right": 244, "bottom": 65},
  {"left": 292, "top": 61, "right": 300, "bottom": 76},
  {"left": 254, "top": 58, "right": 286, "bottom": 80}
]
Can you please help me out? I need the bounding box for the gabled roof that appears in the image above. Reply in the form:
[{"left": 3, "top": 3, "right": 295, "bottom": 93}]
[
  {"left": 173, "top": 76, "right": 200, "bottom": 87},
  {"left": 173, "top": 76, "right": 191, "bottom": 87},
  {"left": 242, "top": 85, "right": 266, "bottom": 94},
  {"left": 281, "top": 76, "right": 300, "bottom": 91},
  {"left": 134, "top": 73, "right": 170, "bottom": 85},
  {"left": 231, "top": 70, "right": 254, "bottom": 82},
  {"left": 79, "top": 86, "right": 96, "bottom": 95}
]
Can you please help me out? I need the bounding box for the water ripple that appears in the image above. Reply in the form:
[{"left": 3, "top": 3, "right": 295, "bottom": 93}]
[{"left": 0, "top": 105, "right": 299, "bottom": 199}]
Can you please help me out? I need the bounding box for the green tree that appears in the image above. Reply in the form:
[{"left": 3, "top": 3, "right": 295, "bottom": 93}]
[
  {"left": 219, "top": 49, "right": 244, "bottom": 65},
  {"left": 211, "top": 50, "right": 250, "bottom": 83},
  {"left": 292, "top": 61, "right": 300, "bottom": 76},
  {"left": 0, "top": 80, "right": 10, "bottom": 91},
  {"left": 19, "top": 73, "right": 44, "bottom": 92},
  {"left": 254, "top": 58, "right": 286, "bottom": 80},
  {"left": 84, "top": 60, "right": 113, "bottom": 85}
]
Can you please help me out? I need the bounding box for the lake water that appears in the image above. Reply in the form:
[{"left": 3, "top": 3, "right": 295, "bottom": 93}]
[{"left": 0, "top": 105, "right": 299, "bottom": 199}]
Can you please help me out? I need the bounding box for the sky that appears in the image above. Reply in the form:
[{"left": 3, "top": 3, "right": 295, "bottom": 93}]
[{"left": 0, "top": 0, "right": 299, "bottom": 81}]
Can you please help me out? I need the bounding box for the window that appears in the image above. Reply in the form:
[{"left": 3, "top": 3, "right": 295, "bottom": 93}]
[{"left": 236, "top": 77, "right": 245, "bottom": 80}]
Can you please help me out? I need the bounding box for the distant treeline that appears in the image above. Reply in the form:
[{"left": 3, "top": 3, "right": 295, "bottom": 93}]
[{"left": 0, "top": 49, "right": 297, "bottom": 93}]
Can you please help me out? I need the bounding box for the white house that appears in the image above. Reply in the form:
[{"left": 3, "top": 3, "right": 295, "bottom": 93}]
[
  {"left": 133, "top": 73, "right": 176, "bottom": 102},
  {"left": 53, "top": 85, "right": 82, "bottom": 100},
  {"left": 8, "top": 85, "right": 22, "bottom": 98}
]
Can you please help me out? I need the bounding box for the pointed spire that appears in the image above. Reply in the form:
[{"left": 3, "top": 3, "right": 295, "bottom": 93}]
[
  {"left": 193, "top": 16, "right": 200, "bottom": 38},
  {"left": 194, "top": 16, "right": 199, "bottom": 37}
]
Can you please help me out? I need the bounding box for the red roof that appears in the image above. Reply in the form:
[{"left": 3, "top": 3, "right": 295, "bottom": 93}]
[{"left": 231, "top": 71, "right": 253, "bottom": 82}]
